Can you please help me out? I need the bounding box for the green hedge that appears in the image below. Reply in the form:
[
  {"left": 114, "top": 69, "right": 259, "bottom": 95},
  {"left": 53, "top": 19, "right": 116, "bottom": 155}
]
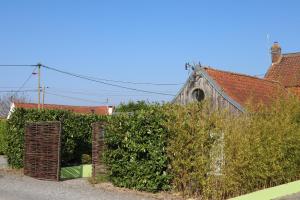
[
  {"left": 103, "top": 104, "right": 171, "bottom": 192},
  {"left": 220, "top": 98, "right": 300, "bottom": 199},
  {"left": 0, "top": 119, "right": 6, "bottom": 155},
  {"left": 5, "top": 108, "right": 106, "bottom": 168},
  {"left": 164, "top": 98, "right": 300, "bottom": 199},
  {"left": 164, "top": 102, "right": 223, "bottom": 197}
]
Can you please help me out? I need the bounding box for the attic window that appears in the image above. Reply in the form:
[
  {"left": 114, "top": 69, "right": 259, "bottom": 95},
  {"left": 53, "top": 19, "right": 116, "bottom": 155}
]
[{"left": 191, "top": 88, "right": 205, "bottom": 102}]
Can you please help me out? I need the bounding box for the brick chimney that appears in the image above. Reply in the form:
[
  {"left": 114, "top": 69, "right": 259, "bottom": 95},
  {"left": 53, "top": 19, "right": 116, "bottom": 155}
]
[{"left": 271, "top": 42, "right": 281, "bottom": 64}]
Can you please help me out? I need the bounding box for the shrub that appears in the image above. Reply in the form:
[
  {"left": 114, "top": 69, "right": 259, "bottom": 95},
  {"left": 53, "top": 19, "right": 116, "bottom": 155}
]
[
  {"left": 100, "top": 97, "right": 300, "bottom": 198},
  {"left": 114, "top": 100, "right": 153, "bottom": 112},
  {"left": 103, "top": 104, "right": 171, "bottom": 192},
  {"left": 164, "top": 102, "right": 224, "bottom": 198},
  {"left": 81, "top": 154, "right": 92, "bottom": 164},
  {"left": 164, "top": 97, "right": 300, "bottom": 199},
  {"left": 0, "top": 119, "right": 6, "bottom": 155},
  {"left": 5, "top": 108, "right": 106, "bottom": 168},
  {"left": 220, "top": 97, "right": 300, "bottom": 198}
]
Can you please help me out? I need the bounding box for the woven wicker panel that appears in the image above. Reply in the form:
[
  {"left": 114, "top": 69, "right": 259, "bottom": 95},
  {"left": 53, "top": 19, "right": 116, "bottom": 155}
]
[
  {"left": 92, "top": 122, "right": 106, "bottom": 178},
  {"left": 24, "top": 121, "right": 61, "bottom": 181}
]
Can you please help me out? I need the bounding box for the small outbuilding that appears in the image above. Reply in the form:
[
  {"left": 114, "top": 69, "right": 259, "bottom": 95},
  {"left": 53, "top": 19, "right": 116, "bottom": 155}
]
[{"left": 173, "top": 42, "right": 299, "bottom": 113}]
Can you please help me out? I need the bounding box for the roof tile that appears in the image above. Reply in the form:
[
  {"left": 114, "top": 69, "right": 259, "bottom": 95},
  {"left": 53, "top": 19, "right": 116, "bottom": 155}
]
[
  {"left": 265, "top": 53, "right": 300, "bottom": 87},
  {"left": 14, "top": 102, "right": 110, "bottom": 115},
  {"left": 204, "top": 67, "right": 286, "bottom": 107}
]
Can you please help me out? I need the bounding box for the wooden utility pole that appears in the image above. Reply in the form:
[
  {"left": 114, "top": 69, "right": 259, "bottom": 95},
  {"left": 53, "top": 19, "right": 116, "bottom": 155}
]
[
  {"left": 37, "top": 63, "right": 41, "bottom": 110},
  {"left": 42, "top": 86, "right": 45, "bottom": 109}
]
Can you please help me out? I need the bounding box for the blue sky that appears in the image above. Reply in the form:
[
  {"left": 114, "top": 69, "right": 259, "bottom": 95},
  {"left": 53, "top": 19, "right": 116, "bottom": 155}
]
[{"left": 0, "top": 0, "right": 299, "bottom": 106}]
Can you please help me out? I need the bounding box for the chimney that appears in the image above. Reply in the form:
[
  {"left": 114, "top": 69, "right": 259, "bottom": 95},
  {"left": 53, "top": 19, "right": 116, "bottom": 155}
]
[{"left": 271, "top": 42, "right": 281, "bottom": 64}]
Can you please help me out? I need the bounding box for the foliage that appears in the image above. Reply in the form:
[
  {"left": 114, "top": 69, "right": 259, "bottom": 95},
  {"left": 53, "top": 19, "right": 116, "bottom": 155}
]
[
  {"left": 114, "top": 100, "right": 153, "bottom": 113},
  {"left": 164, "top": 102, "right": 224, "bottom": 198},
  {"left": 164, "top": 97, "right": 300, "bottom": 199},
  {"left": 103, "top": 104, "right": 171, "bottom": 192},
  {"left": 0, "top": 119, "right": 7, "bottom": 155},
  {"left": 81, "top": 154, "right": 92, "bottom": 164},
  {"left": 220, "top": 97, "right": 300, "bottom": 199},
  {"left": 5, "top": 108, "right": 106, "bottom": 168}
]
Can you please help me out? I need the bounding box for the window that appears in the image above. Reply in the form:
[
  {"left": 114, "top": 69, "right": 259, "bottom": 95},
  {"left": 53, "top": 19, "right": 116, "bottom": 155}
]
[{"left": 191, "top": 88, "right": 205, "bottom": 102}]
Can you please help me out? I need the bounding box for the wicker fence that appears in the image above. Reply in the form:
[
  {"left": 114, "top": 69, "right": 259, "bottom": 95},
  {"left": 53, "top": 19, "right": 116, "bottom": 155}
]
[
  {"left": 24, "top": 121, "right": 61, "bottom": 181},
  {"left": 92, "top": 122, "right": 106, "bottom": 179}
]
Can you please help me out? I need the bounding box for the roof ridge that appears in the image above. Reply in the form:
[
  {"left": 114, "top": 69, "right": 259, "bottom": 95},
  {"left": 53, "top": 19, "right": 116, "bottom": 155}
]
[
  {"left": 203, "top": 66, "right": 282, "bottom": 85},
  {"left": 14, "top": 102, "right": 107, "bottom": 108},
  {"left": 282, "top": 52, "right": 300, "bottom": 57}
]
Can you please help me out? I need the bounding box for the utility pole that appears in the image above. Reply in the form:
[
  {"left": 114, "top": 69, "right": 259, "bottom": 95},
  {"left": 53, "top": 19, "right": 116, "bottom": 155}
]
[
  {"left": 42, "top": 86, "right": 45, "bottom": 109},
  {"left": 37, "top": 63, "right": 42, "bottom": 110}
]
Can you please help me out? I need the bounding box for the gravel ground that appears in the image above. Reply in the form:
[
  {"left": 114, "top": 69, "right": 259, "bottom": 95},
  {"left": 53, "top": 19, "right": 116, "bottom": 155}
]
[{"left": 0, "top": 173, "right": 156, "bottom": 200}]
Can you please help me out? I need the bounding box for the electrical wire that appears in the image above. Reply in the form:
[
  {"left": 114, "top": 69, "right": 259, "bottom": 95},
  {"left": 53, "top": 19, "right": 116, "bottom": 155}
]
[
  {"left": 14, "top": 66, "right": 38, "bottom": 95},
  {"left": 47, "top": 87, "right": 177, "bottom": 97},
  {"left": 0, "top": 89, "right": 37, "bottom": 93},
  {"left": 0, "top": 64, "right": 37, "bottom": 67},
  {"left": 42, "top": 65, "right": 176, "bottom": 96},
  {"left": 0, "top": 87, "right": 34, "bottom": 89},
  {"left": 83, "top": 75, "right": 183, "bottom": 86},
  {"left": 0, "top": 64, "right": 182, "bottom": 85},
  {"left": 44, "top": 91, "right": 108, "bottom": 104}
]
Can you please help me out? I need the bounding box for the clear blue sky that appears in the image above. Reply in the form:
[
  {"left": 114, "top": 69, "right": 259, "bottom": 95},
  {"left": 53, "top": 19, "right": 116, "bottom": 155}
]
[{"left": 0, "top": 0, "right": 299, "bottom": 106}]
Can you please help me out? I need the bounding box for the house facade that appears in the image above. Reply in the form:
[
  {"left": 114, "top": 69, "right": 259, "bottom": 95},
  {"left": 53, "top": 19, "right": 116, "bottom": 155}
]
[{"left": 173, "top": 42, "right": 298, "bottom": 113}]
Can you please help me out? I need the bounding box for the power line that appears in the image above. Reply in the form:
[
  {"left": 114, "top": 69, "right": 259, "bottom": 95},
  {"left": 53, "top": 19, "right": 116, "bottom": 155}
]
[
  {"left": 14, "top": 66, "right": 38, "bottom": 95},
  {"left": 83, "top": 75, "right": 183, "bottom": 86},
  {"left": 45, "top": 91, "right": 108, "bottom": 104},
  {"left": 47, "top": 87, "right": 176, "bottom": 97},
  {"left": 42, "top": 65, "right": 175, "bottom": 96},
  {"left": 0, "top": 64, "right": 37, "bottom": 67},
  {"left": 0, "top": 64, "right": 183, "bottom": 85},
  {"left": 0, "top": 87, "right": 34, "bottom": 89},
  {"left": 0, "top": 89, "right": 37, "bottom": 93}
]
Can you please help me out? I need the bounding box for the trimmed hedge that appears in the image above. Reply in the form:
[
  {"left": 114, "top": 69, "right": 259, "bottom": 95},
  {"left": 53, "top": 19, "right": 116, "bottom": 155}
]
[
  {"left": 103, "top": 104, "right": 171, "bottom": 192},
  {"left": 5, "top": 108, "right": 106, "bottom": 168},
  {"left": 0, "top": 119, "right": 6, "bottom": 155},
  {"left": 115, "top": 101, "right": 150, "bottom": 112},
  {"left": 104, "top": 97, "right": 300, "bottom": 199}
]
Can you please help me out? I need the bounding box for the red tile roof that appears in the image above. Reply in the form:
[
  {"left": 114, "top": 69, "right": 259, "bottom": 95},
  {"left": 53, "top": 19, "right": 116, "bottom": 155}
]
[
  {"left": 13, "top": 102, "right": 110, "bottom": 115},
  {"left": 265, "top": 53, "right": 300, "bottom": 87},
  {"left": 203, "top": 67, "right": 287, "bottom": 107}
]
